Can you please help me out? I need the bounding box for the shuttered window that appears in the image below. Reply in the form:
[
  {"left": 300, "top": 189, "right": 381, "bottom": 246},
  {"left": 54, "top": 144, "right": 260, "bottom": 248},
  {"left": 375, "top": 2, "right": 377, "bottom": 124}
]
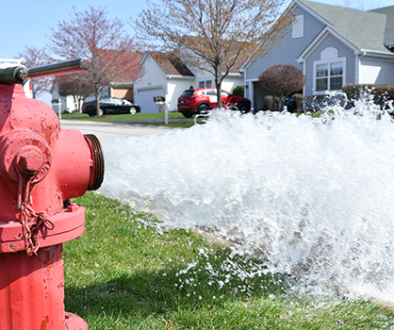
[{"left": 292, "top": 15, "right": 304, "bottom": 39}]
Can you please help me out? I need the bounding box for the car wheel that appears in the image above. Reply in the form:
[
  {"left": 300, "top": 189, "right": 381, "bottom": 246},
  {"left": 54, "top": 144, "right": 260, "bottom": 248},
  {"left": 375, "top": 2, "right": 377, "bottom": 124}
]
[
  {"left": 129, "top": 107, "right": 137, "bottom": 115},
  {"left": 237, "top": 102, "right": 250, "bottom": 114},
  {"left": 197, "top": 103, "right": 210, "bottom": 114},
  {"left": 88, "top": 113, "right": 95, "bottom": 117}
]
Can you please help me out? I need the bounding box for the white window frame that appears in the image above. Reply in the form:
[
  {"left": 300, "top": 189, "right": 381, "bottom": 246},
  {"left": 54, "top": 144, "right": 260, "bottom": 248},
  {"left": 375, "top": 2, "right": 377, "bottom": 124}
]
[
  {"left": 292, "top": 15, "right": 304, "bottom": 39},
  {"left": 313, "top": 57, "right": 346, "bottom": 95},
  {"left": 198, "top": 80, "right": 213, "bottom": 88}
]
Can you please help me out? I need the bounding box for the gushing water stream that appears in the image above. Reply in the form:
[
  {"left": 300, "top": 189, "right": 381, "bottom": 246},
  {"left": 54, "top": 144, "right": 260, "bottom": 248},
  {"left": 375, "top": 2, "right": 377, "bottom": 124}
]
[{"left": 100, "top": 101, "right": 394, "bottom": 303}]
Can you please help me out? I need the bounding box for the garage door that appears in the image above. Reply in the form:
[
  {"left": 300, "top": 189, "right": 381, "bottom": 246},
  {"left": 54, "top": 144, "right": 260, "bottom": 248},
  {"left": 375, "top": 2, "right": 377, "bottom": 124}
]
[
  {"left": 113, "top": 87, "right": 134, "bottom": 99},
  {"left": 137, "top": 88, "right": 165, "bottom": 113}
]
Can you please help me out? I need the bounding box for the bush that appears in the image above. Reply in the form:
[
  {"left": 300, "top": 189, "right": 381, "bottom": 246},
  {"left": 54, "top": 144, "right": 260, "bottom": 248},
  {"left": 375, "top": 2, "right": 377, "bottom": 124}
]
[
  {"left": 232, "top": 86, "right": 244, "bottom": 97},
  {"left": 342, "top": 84, "right": 394, "bottom": 106},
  {"left": 258, "top": 64, "right": 306, "bottom": 111}
]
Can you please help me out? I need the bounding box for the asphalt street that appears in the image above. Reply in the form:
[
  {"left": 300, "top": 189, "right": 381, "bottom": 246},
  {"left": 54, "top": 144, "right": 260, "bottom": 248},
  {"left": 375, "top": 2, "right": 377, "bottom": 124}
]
[{"left": 59, "top": 120, "right": 180, "bottom": 140}]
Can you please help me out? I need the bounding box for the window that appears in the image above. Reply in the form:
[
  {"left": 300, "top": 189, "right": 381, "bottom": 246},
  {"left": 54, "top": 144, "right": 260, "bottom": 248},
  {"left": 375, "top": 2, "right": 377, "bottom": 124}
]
[
  {"left": 292, "top": 15, "right": 304, "bottom": 39},
  {"left": 316, "top": 64, "right": 328, "bottom": 91},
  {"left": 329, "top": 62, "right": 343, "bottom": 90},
  {"left": 181, "top": 90, "right": 196, "bottom": 97},
  {"left": 314, "top": 61, "right": 344, "bottom": 93},
  {"left": 112, "top": 98, "right": 124, "bottom": 105},
  {"left": 198, "top": 80, "right": 213, "bottom": 88},
  {"left": 313, "top": 48, "right": 346, "bottom": 94},
  {"left": 206, "top": 89, "right": 216, "bottom": 96}
]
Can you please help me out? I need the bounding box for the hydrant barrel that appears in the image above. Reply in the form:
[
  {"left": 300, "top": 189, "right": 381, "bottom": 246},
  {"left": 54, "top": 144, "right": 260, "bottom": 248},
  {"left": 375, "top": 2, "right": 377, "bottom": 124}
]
[{"left": 0, "top": 79, "right": 104, "bottom": 329}]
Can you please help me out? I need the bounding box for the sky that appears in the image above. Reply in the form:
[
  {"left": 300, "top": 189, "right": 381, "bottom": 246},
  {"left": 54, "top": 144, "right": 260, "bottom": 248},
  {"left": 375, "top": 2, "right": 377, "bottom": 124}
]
[{"left": 1, "top": 0, "right": 393, "bottom": 106}]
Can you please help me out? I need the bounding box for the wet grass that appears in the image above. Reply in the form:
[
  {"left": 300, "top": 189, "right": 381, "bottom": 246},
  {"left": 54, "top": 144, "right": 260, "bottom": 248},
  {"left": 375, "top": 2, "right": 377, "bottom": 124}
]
[{"left": 64, "top": 192, "right": 394, "bottom": 329}]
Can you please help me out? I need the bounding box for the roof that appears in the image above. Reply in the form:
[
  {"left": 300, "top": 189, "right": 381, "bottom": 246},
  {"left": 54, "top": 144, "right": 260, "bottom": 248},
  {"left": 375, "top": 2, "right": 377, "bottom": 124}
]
[
  {"left": 370, "top": 5, "right": 394, "bottom": 47},
  {"left": 99, "top": 50, "right": 144, "bottom": 83},
  {"left": 297, "top": 0, "right": 393, "bottom": 54},
  {"left": 180, "top": 35, "right": 247, "bottom": 74},
  {"left": 148, "top": 52, "right": 195, "bottom": 77}
]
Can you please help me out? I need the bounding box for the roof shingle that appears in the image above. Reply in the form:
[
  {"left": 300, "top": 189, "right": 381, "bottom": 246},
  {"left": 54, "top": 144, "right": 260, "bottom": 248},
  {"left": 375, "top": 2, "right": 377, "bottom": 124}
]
[{"left": 298, "top": 0, "right": 392, "bottom": 53}]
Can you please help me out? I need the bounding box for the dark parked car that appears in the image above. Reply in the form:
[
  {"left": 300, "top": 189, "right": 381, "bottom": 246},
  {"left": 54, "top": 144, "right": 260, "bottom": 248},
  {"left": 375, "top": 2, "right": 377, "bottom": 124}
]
[
  {"left": 283, "top": 96, "right": 297, "bottom": 112},
  {"left": 82, "top": 97, "right": 141, "bottom": 117},
  {"left": 381, "top": 97, "right": 394, "bottom": 110},
  {"left": 177, "top": 87, "right": 251, "bottom": 118}
]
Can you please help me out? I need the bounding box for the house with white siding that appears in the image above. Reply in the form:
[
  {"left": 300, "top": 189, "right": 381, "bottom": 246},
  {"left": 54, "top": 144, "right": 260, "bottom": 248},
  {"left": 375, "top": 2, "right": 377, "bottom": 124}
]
[
  {"left": 134, "top": 52, "right": 244, "bottom": 113},
  {"left": 242, "top": 0, "right": 394, "bottom": 110}
]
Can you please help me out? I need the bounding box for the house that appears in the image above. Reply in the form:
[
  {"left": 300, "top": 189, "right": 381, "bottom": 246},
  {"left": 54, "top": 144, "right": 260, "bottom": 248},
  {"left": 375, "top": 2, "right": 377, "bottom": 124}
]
[
  {"left": 242, "top": 0, "right": 394, "bottom": 110},
  {"left": 51, "top": 51, "right": 143, "bottom": 113},
  {"left": 134, "top": 52, "right": 244, "bottom": 113},
  {"left": 51, "top": 80, "right": 135, "bottom": 114}
]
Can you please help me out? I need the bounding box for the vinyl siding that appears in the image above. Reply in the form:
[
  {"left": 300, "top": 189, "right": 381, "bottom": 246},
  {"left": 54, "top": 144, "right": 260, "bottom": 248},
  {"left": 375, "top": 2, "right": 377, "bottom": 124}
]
[
  {"left": 246, "top": 5, "right": 325, "bottom": 81},
  {"left": 304, "top": 34, "right": 356, "bottom": 95},
  {"left": 359, "top": 57, "right": 394, "bottom": 84},
  {"left": 136, "top": 56, "right": 167, "bottom": 89},
  {"left": 167, "top": 78, "right": 194, "bottom": 111}
]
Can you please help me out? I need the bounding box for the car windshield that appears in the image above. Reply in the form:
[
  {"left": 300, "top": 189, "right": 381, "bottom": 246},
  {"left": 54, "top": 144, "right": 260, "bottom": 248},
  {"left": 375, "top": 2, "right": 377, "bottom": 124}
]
[{"left": 181, "top": 90, "right": 195, "bottom": 97}]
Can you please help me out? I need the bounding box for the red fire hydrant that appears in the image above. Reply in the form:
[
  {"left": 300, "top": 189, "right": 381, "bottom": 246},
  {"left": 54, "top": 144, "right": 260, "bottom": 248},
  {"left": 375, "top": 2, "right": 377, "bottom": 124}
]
[{"left": 0, "top": 59, "right": 104, "bottom": 329}]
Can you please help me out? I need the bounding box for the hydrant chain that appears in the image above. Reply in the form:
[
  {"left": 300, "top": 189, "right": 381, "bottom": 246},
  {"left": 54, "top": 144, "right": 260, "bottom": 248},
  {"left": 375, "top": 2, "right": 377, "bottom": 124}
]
[{"left": 16, "top": 171, "right": 54, "bottom": 257}]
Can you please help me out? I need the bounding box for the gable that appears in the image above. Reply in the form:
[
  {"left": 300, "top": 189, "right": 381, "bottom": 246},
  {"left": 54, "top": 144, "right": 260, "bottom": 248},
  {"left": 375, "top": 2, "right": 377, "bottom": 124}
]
[
  {"left": 245, "top": 2, "right": 325, "bottom": 80},
  {"left": 297, "top": 0, "right": 390, "bottom": 54},
  {"left": 138, "top": 55, "right": 168, "bottom": 87}
]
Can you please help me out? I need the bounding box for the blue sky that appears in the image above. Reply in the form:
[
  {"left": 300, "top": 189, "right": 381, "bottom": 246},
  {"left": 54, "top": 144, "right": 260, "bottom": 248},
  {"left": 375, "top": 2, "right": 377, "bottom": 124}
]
[{"left": 1, "top": 0, "right": 393, "bottom": 105}]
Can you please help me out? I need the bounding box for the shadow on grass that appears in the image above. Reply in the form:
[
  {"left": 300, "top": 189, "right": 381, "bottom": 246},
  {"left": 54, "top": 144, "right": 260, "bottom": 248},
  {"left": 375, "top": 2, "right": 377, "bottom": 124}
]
[{"left": 65, "top": 262, "right": 287, "bottom": 321}]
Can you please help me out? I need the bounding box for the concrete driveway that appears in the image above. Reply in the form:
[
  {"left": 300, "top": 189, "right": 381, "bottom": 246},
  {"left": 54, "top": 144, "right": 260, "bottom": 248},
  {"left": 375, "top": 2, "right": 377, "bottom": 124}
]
[{"left": 59, "top": 120, "right": 178, "bottom": 140}]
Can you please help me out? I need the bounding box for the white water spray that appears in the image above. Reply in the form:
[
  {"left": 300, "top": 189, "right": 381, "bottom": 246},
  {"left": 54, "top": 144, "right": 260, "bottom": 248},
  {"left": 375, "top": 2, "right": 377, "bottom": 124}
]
[{"left": 100, "top": 101, "right": 394, "bottom": 303}]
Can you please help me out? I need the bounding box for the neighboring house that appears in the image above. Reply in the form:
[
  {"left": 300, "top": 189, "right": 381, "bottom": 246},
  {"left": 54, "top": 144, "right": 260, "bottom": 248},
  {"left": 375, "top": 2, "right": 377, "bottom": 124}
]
[
  {"left": 51, "top": 51, "right": 143, "bottom": 113},
  {"left": 242, "top": 0, "right": 394, "bottom": 110},
  {"left": 134, "top": 52, "right": 244, "bottom": 113},
  {"left": 51, "top": 82, "right": 135, "bottom": 114}
]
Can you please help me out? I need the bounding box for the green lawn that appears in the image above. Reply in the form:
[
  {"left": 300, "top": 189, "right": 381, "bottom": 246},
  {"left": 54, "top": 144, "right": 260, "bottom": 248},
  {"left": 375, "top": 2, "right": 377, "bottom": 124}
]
[
  {"left": 64, "top": 192, "right": 394, "bottom": 329},
  {"left": 61, "top": 111, "right": 185, "bottom": 122}
]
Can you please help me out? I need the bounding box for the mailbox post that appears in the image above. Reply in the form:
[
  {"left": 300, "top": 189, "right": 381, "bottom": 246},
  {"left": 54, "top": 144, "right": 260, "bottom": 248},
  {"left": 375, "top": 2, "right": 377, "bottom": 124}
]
[{"left": 153, "top": 96, "right": 167, "bottom": 125}]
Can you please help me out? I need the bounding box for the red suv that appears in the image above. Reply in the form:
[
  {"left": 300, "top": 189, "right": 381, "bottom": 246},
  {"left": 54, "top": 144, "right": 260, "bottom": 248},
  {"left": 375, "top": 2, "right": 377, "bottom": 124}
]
[{"left": 177, "top": 87, "right": 251, "bottom": 118}]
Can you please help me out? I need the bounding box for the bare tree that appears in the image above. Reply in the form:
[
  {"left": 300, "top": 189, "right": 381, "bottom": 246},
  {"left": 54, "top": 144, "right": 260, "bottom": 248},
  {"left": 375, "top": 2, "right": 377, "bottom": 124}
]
[
  {"left": 134, "top": 0, "right": 292, "bottom": 109},
  {"left": 48, "top": 6, "right": 143, "bottom": 116},
  {"left": 16, "top": 45, "right": 52, "bottom": 99},
  {"left": 258, "top": 64, "right": 306, "bottom": 111},
  {"left": 54, "top": 73, "right": 92, "bottom": 112}
]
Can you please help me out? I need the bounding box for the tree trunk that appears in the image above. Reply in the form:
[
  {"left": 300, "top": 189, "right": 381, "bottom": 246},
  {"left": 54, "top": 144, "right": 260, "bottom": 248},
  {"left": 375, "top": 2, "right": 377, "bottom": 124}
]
[
  {"left": 31, "top": 81, "right": 36, "bottom": 99},
  {"left": 95, "top": 83, "right": 101, "bottom": 117},
  {"left": 215, "top": 68, "right": 223, "bottom": 109},
  {"left": 77, "top": 95, "right": 83, "bottom": 112}
]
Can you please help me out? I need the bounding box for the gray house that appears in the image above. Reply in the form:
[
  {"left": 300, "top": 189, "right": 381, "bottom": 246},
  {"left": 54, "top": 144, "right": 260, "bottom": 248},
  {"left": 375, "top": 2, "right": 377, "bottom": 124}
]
[{"left": 242, "top": 0, "right": 394, "bottom": 110}]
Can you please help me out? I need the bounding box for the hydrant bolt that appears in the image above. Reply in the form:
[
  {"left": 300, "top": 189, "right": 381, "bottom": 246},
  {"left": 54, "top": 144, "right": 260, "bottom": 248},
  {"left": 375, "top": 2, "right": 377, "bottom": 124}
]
[{"left": 16, "top": 148, "right": 44, "bottom": 176}]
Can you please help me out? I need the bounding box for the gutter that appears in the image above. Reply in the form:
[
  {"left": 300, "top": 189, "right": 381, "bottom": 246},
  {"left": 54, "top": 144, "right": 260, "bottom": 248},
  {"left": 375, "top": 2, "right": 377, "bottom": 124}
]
[
  {"left": 167, "top": 75, "right": 195, "bottom": 80},
  {"left": 358, "top": 49, "right": 394, "bottom": 59}
]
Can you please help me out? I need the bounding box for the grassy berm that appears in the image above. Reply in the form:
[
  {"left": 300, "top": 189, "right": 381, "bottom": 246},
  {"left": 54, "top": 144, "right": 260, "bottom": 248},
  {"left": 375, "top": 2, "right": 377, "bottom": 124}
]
[{"left": 65, "top": 192, "right": 394, "bottom": 329}]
